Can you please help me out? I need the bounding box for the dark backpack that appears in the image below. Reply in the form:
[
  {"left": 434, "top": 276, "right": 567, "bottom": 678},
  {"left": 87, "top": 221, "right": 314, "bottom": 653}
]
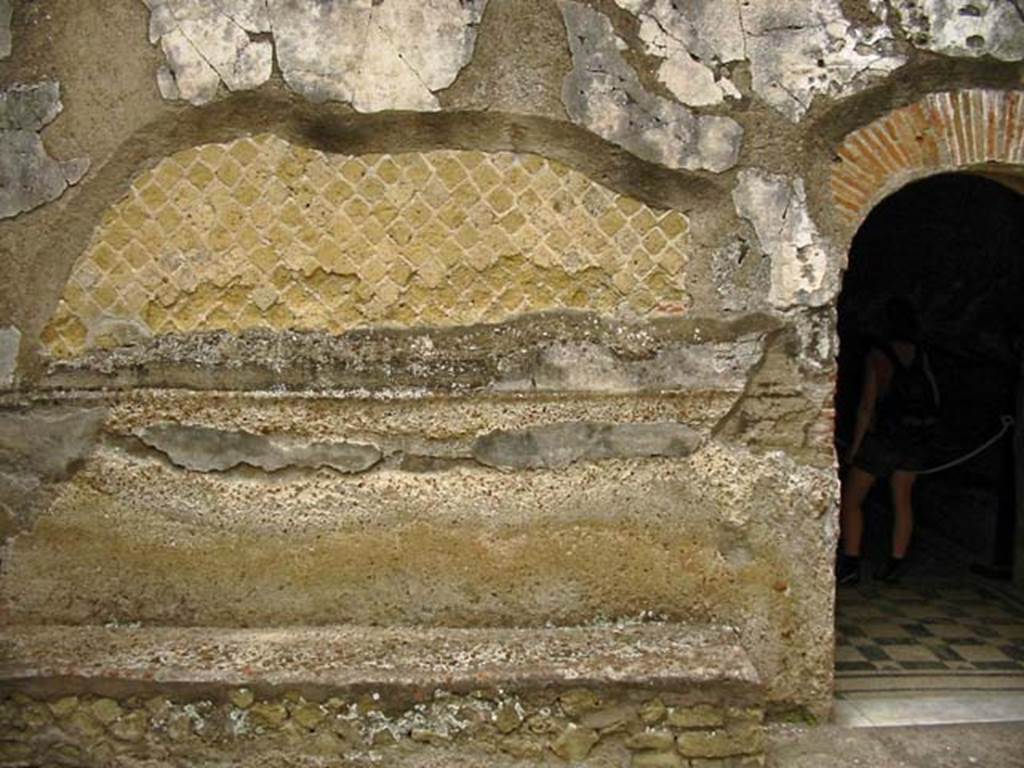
[{"left": 877, "top": 342, "right": 941, "bottom": 427}]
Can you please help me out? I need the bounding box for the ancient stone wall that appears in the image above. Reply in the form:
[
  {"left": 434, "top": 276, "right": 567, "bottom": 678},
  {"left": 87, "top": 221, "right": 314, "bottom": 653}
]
[{"left": 1, "top": 1, "right": 1023, "bottom": 753}]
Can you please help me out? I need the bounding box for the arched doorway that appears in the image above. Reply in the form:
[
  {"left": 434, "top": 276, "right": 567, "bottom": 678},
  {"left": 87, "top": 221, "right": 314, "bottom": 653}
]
[{"left": 833, "top": 171, "right": 1024, "bottom": 720}]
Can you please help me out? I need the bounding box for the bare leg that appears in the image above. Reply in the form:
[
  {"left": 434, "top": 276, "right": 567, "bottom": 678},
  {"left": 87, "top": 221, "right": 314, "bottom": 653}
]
[
  {"left": 890, "top": 471, "right": 917, "bottom": 558},
  {"left": 840, "top": 466, "right": 877, "bottom": 556}
]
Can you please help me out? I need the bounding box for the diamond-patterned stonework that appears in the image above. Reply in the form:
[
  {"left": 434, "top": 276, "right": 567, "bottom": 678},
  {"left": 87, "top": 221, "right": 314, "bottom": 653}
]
[{"left": 42, "top": 135, "right": 691, "bottom": 357}]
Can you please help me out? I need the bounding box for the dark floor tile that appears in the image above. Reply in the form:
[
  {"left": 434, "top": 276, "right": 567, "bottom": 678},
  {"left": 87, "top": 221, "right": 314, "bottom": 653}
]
[
  {"left": 856, "top": 645, "right": 891, "bottom": 661},
  {"left": 966, "top": 624, "right": 1000, "bottom": 638},
  {"left": 929, "top": 645, "right": 966, "bottom": 662},
  {"left": 1000, "top": 644, "right": 1024, "bottom": 661},
  {"left": 835, "top": 661, "right": 876, "bottom": 672},
  {"left": 904, "top": 624, "right": 933, "bottom": 637}
]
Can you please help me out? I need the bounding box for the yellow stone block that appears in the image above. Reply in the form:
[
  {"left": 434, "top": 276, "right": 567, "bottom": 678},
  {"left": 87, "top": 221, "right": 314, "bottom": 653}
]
[
  {"left": 376, "top": 158, "right": 402, "bottom": 184},
  {"left": 386, "top": 221, "right": 413, "bottom": 247},
  {"left": 403, "top": 155, "right": 432, "bottom": 185},
  {"left": 643, "top": 229, "right": 668, "bottom": 256},
  {"left": 234, "top": 181, "right": 262, "bottom": 207},
  {"left": 186, "top": 162, "right": 216, "bottom": 190},
  {"left": 371, "top": 204, "right": 399, "bottom": 228},
  {"left": 449, "top": 181, "right": 479, "bottom": 209},
  {"left": 324, "top": 178, "right": 354, "bottom": 206},
  {"left": 404, "top": 201, "right": 433, "bottom": 231},
  {"left": 228, "top": 138, "right": 260, "bottom": 165},
  {"left": 432, "top": 155, "right": 468, "bottom": 190},
  {"left": 152, "top": 160, "right": 185, "bottom": 189},
  {"left": 138, "top": 182, "right": 168, "bottom": 211},
  {"left": 616, "top": 196, "right": 644, "bottom": 216},
  {"left": 389, "top": 259, "right": 413, "bottom": 286},
  {"left": 437, "top": 202, "right": 466, "bottom": 230},
  {"left": 340, "top": 159, "right": 367, "bottom": 184},
  {"left": 343, "top": 197, "right": 370, "bottom": 221},
  {"left": 597, "top": 208, "right": 626, "bottom": 237},
  {"left": 499, "top": 211, "right": 526, "bottom": 234},
  {"left": 471, "top": 162, "right": 502, "bottom": 192},
  {"left": 630, "top": 208, "right": 657, "bottom": 233},
  {"left": 487, "top": 187, "right": 514, "bottom": 214},
  {"left": 207, "top": 227, "right": 234, "bottom": 252},
  {"left": 658, "top": 210, "right": 688, "bottom": 238}
]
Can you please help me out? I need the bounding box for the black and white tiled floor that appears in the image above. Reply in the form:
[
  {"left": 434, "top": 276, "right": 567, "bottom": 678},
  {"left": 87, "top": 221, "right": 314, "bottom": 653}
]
[{"left": 835, "top": 533, "right": 1024, "bottom": 693}]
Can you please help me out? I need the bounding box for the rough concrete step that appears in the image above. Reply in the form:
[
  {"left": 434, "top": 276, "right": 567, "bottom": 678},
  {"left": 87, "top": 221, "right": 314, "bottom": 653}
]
[{"left": 0, "top": 623, "right": 766, "bottom": 767}]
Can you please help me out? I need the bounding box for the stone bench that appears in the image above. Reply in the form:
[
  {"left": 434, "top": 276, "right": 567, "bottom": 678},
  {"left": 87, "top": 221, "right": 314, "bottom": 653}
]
[{"left": 0, "top": 622, "right": 765, "bottom": 766}]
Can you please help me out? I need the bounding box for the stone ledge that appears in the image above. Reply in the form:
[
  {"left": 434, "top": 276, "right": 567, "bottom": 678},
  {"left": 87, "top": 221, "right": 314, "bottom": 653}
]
[
  {"left": 0, "top": 623, "right": 761, "bottom": 705},
  {"left": 0, "top": 623, "right": 765, "bottom": 766}
]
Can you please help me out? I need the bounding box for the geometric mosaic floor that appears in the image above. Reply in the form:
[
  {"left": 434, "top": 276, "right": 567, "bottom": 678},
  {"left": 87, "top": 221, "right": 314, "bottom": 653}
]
[{"left": 835, "top": 531, "right": 1024, "bottom": 694}]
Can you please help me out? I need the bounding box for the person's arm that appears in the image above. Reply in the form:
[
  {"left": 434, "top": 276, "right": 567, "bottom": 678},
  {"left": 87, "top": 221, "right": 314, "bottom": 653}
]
[{"left": 847, "top": 351, "right": 882, "bottom": 463}]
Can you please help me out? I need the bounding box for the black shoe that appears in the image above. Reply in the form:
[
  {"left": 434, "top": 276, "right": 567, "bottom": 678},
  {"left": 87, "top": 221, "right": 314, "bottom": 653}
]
[
  {"left": 875, "top": 557, "right": 908, "bottom": 584},
  {"left": 836, "top": 555, "right": 860, "bottom": 586}
]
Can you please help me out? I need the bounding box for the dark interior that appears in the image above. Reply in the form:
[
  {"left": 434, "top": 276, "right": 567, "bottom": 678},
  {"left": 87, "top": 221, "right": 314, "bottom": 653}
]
[{"left": 835, "top": 172, "right": 1024, "bottom": 571}]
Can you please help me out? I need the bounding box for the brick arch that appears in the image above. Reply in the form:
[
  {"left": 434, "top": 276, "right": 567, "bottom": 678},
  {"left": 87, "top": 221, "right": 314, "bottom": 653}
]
[{"left": 830, "top": 89, "right": 1024, "bottom": 229}]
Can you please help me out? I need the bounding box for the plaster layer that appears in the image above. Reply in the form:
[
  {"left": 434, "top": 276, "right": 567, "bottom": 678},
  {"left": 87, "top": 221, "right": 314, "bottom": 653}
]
[
  {"left": 739, "top": 0, "right": 905, "bottom": 122},
  {"left": 732, "top": 169, "right": 835, "bottom": 309},
  {"left": 144, "top": 0, "right": 489, "bottom": 111},
  {"left": 0, "top": 82, "right": 89, "bottom": 219},
  {"left": 135, "top": 424, "right": 382, "bottom": 473},
  {"left": 559, "top": 1, "right": 743, "bottom": 173},
  {"left": 0, "top": 0, "right": 10, "bottom": 59},
  {"left": 144, "top": 0, "right": 273, "bottom": 105},
  {"left": 604, "top": 0, "right": 905, "bottom": 122},
  {"left": 0, "top": 327, "right": 18, "bottom": 388},
  {"left": 612, "top": 0, "right": 743, "bottom": 107},
  {"left": 893, "top": 0, "right": 1024, "bottom": 61}
]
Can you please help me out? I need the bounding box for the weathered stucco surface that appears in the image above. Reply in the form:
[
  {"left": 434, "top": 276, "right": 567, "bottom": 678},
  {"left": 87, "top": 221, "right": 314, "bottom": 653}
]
[
  {"left": 145, "top": 0, "right": 489, "bottom": 112},
  {"left": 2, "top": 0, "right": 1022, "bottom": 756},
  {"left": 0, "top": 0, "right": 11, "bottom": 60},
  {"left": 0, "top": 81, "right": 88, "bottom": 219},
  {"left": 893, "top": 0, "right": 1024, "bottom": 61},
  {"left": 559, "top": 1, "right": 743, "bottom": 172},
  {"left": 732, "top": 169, "right": 835, "bottom": 309},
  {"left": 0, "top": 326, "right": 17, "bottom": 388}
]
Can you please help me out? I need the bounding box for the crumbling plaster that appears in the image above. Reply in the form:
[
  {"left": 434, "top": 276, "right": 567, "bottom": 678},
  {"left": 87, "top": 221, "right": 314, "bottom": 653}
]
[
  {"left": 0, "top": 81, "right": 89, "bottom": 219},
  {"left": 145, "top": 0, "right": 489, "bottom": 111},
  {"left": 891, "top": 0, "right": 1024, "bottom": 61}
]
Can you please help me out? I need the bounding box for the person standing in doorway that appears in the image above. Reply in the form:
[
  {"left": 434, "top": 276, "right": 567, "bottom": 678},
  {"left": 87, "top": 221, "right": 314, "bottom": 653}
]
[{"left": 837, "top": 297, "right": 941, "bottom": 585}]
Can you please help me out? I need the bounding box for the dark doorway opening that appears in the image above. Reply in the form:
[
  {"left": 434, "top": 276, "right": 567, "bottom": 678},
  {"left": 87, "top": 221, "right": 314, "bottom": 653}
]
[{"left": 833, "top": 172, "right": 1024, "bottom": 701}]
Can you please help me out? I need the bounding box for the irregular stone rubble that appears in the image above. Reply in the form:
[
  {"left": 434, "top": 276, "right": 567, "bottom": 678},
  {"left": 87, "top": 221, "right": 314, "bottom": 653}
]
[
  {"left": 0, "top": 327, "right": 18, "bottom": 388},
  {"left": 271, "top": 0, "right": 489, "bottom": 112},
  {"left": 136, "top": 423, "right": 382, "bottom": 473},
  {"left": 0, "top": 690, "right": 765, "bottom": 765},
  {"left": 731, "top": 169, "right": 835, "bottom": 310},
  {"left": 892, "top": 0, "right": 1024, "bottom": 61},
  {"left": 0, "top": 0, "right": 11, "bottom": 59},
  {"left": 610, "top": 0, "right": 904, "bottom": 122},
  {"left": 739, "top": 0, "right": 905, "bottom": 122},
  {"left": 0, "top": 82, "right": 89, "bottom": 219},
  {"left": 559, "top": 1, "right": 743, "bottom": 172},
  {"left": 471, "top": 421, "right": 702, "bottom": 469},
  {"left": 0, "top": 624, "right": 765, "bottom": 763},
  {"left": 612, "top": 0, "right": 745, "bottom": 107},
  {"left": 143, "top": 0, "right": 489, "bottom": 110},
  {"left": 143, "top": 0, "right": 274, "bottom": 104}
]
